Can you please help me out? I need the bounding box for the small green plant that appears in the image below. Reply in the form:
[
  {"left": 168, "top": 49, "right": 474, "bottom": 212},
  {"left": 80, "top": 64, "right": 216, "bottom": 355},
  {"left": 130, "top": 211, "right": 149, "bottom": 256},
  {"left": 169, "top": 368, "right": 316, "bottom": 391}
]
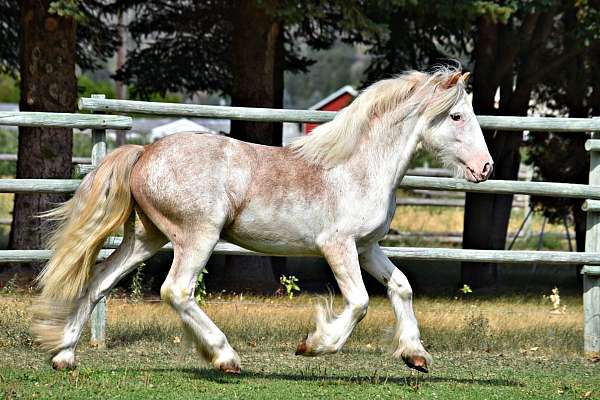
[
  {"left": 459, "top": 284, "right": 473, "bottom": 294},
  {"left": 280, "top": 275, "right": 300, "bottom": 299},
  {"left": 130, "top": 264, "right": 144, "bottom": 303},
  {"left": 195, "top": 268, "right": 208, "bottom": 304}
]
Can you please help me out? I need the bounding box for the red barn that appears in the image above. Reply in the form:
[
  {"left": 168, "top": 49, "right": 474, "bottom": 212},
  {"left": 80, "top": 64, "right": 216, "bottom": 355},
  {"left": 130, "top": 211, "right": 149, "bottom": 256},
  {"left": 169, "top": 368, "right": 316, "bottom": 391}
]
[{"left": 303, "top": 85, "right": 358, "bottom": 134}]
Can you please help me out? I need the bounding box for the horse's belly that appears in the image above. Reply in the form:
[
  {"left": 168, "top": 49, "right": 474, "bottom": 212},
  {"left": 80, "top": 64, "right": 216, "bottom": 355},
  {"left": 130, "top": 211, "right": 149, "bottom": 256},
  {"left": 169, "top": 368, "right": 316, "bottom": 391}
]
[
  {"left": 222, "top": 210, "right": 321, "bottom": 256},
  {"left": 222, "top": 227, "right": 320, "bottom": 256}
]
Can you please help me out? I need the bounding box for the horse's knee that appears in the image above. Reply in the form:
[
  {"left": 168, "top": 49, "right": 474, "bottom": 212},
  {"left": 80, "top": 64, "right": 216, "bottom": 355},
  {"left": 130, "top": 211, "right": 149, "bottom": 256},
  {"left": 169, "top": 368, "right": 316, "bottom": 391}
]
[
  {"left": 389, "top": 273, "right": 413, "bottom": 301},
  {"left": 351, "top": 295, "right": 369, "bottom": 320},
  {"left": 160, "top": 282, "right": 190, "bottom": 308}
]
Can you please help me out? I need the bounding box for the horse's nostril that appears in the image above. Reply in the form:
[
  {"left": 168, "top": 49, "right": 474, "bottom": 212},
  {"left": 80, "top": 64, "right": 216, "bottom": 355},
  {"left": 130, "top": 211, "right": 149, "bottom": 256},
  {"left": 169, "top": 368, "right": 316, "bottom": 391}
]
[{"left": 482, "top": 162, "right": 492, "bottom": 176}]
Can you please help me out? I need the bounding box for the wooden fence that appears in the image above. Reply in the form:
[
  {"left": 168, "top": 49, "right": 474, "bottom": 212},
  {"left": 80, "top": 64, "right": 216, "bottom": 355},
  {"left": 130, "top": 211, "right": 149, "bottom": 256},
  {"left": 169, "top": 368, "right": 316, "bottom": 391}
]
[{"left": 0, "top": 96, "right": 599, "bottom": 357}]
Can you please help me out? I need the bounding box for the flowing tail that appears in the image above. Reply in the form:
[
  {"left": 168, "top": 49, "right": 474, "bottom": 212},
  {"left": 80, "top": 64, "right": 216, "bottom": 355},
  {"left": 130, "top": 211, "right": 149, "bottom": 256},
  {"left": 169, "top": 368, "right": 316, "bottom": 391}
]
[
  {"left": 38, "top": 144, "right": 144, "bottom": 301},
  {"left": 32, "top": 145, "right": 144, "bottom": 352}
]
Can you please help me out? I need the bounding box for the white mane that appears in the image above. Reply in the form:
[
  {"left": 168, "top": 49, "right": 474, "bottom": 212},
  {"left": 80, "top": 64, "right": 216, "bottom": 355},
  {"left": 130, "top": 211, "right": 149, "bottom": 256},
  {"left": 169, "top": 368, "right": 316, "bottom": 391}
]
[{"left": 289, "top": 67, "right": 467, "bottom": 168}]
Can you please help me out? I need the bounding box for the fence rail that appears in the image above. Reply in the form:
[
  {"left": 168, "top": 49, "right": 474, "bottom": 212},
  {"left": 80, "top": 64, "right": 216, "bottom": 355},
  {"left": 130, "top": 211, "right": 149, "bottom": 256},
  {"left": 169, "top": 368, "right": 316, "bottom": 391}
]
[
  {"left": 0, "top": 111, "right": 132, "bottom": 130},
  {"left": 0, "top": 100, "right": 597, "bottom": 357},
  {"left": 103, "top": 238, "right": 600, "bottom": 265},
  {"left": 0, "top": 179, "right": 80, "bottom": 193},
  {"left": 5, "top": 176, "right": 596, "bottom": 199},
  {"left": 79, "top": 97, "right": 600, "bottom": 132},
  {"left": 0, "top": 154, "right": 91, "bottom": 164},
  {"left": 3, "top": 238, "right": 598, "bottom": 266}
]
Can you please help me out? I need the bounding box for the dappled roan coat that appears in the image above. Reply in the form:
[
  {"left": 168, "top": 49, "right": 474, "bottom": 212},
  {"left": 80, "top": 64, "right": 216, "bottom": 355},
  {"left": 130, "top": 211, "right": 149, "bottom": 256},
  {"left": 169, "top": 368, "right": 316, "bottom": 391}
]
[{"left": 32, "top": 67, "right": 492, "bottom": 375}]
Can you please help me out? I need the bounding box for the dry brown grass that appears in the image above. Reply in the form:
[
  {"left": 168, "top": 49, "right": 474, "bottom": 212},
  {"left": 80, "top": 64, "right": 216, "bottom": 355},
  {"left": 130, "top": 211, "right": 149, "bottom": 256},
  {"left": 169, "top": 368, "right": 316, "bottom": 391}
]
[
  {"left": 1, "top": 294, "right": 582, "bottom": 356},
  {"left": 100, "top": 294, "right": 582, "bottom": 355},
  {"left": 391, "top": 205, "right": 565, "bottom": 234}
]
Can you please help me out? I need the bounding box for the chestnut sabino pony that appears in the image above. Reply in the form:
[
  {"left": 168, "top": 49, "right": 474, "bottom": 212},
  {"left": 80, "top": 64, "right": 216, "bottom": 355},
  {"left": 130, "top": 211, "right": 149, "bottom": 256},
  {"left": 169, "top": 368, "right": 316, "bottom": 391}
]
[{"left": 32, "top": 68, "right": 492, "bottom": 374}]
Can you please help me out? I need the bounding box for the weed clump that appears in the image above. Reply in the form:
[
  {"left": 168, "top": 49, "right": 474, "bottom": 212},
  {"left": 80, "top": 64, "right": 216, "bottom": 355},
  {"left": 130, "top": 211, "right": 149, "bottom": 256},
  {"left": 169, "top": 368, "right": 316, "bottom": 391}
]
[{"left": 462, "top": 311, "right": 492, "bottom": 352}]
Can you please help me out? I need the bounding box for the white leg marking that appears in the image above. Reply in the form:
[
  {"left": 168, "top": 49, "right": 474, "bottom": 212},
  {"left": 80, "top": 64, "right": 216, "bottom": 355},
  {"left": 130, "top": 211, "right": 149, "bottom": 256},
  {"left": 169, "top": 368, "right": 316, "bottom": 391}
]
[
  {"left": 161, "top": 230, "right": 240, "bottom": 373},
  {"left": 359, "top": 244, "right": 432, "bottom": 371},
  {"left": 297, "top": 237, "right": 368, "bottom": 356},
  {"left": 49, "top": 214, "right": 166, "bottom": 367}
]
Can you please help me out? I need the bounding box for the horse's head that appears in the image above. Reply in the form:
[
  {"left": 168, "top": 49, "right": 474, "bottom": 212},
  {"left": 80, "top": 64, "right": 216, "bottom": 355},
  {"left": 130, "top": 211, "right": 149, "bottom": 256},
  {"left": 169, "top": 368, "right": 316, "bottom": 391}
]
[{"left": 420, "top": 71, "right": 493, "bottom": 183}]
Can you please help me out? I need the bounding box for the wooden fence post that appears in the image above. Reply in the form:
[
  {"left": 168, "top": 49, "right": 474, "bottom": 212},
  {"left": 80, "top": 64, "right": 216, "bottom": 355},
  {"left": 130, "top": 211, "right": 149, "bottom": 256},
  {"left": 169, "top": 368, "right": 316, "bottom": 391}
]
[
  {"left": 89, "top": 94, "right": 107, "bottom": 348},
  {"left": 584, "top": 134, "right": 600, "bottom": 358}
]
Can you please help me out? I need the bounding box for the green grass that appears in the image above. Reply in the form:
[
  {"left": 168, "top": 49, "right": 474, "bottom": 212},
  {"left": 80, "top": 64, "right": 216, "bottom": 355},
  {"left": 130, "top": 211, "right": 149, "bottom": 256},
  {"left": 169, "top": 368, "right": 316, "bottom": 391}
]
[
  {"left": 1, "top": 294, "right": 598, "bottom": 399},
  {"left": 3, "top": 345, "right": 598, "bottom": 399}
]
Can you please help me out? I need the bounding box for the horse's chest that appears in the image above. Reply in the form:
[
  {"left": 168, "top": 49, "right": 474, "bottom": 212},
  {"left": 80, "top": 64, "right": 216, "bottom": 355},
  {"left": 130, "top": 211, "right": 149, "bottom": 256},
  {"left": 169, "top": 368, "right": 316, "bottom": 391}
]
[{"left": 353, "top": 196, "right": 396, "bottom": 245}]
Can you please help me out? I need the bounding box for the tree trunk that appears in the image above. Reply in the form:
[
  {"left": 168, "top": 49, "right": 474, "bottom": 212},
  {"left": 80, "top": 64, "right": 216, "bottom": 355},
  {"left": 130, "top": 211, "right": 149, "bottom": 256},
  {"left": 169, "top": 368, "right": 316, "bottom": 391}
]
[
  {"left": 462, "top": 136, "right": 522, "bottom": 288},
  {"left": 462, "top": 14, "right": 541, "bottom": 290},
  {"left": 218, "top": 0, "right": 285, "bottom": 293},
  {"left": 115, "top": 9, "right": 127, "bottom": 146},
  {"left": 8, "top": 1, "right": 76, "bottom": 278},
  {"left": 463, "top": 82, "right": 530, "bottom": 288},
  {"left": 461, "top": 17, "right": 503, "bottom": 289},
  {"left": 563, "top": 28, "right": 588, "bottom": 287}
]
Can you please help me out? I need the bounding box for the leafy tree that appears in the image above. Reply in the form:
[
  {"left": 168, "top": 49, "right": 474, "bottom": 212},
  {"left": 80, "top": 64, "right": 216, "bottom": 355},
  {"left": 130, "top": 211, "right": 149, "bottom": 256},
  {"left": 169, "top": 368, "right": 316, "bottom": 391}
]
[
  {"left": 0, "top": 75, "right": 20, "bottom": 103},
  {"left": 0, "top": 130, "right": 18, "bottom": 176},
  {"left": 284, "top": 42, "right": 369, "bottom": 109},
  {"left": 462, "top": 0, "right": 597, "bottom": 288},
  {"left": 0, "top": 0, "right": 118, "bottom": 277},
  {"left": 355, "top": 0, "right": 597, "bottom": 288},
  {"left": 0, "top": 0, "right": 19, "bottom": 76},
  {"left": 112, "top": 0, "right": 380, "bottom": 290},
  {"left": 357, "top": 0, "right": 476, "bottom": 82},
  {"left": 524, "top": 4, "right": 600, "bottom": 255}
]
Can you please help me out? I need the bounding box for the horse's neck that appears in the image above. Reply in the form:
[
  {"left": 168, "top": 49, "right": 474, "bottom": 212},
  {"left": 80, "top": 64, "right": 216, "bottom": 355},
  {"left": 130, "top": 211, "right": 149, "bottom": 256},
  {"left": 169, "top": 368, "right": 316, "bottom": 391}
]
[{"left": 342, "top": 117, "right": 421, "bottom": 195}]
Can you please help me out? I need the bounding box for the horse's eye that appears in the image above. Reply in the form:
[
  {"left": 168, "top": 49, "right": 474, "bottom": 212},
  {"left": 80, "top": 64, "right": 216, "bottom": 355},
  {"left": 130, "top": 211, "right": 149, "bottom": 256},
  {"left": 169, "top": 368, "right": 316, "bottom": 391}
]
[{"left": 450, "top": 113, "right": 462, "bottom": 121}]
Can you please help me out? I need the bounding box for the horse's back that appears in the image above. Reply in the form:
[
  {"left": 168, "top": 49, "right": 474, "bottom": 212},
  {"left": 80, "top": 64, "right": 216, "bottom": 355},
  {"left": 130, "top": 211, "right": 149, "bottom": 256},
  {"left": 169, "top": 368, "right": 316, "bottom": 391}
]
[
  {"left": 129, "top": 132, "right": 330, "bottom": 254},
  {"left": 130, "top": 133, "right": 248, "bottom": 238}
]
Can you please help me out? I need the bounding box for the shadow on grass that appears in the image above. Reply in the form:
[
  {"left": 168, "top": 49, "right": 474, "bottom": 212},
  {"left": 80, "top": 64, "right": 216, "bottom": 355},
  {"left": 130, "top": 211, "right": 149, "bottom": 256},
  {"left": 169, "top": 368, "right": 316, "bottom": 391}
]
[{"left": 140, "top": 367, "right": 522, "bottom": 387}]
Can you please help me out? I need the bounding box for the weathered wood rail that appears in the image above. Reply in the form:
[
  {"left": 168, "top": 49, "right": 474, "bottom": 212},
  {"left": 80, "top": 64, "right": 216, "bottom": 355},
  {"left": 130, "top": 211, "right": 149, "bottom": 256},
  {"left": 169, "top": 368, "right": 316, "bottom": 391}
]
[
  {"left": 101, "top": 237, "right": 600, "bottom": 265},
  {"left": 0, "top": 111, "right": 132, "bottom": 129},
  {"left": 0, "top": 176, "right": 595, "bottom": 199},
  {"left": 0, "top": 99, "right": 597, "bottom": 358},
  {"left": 0, "top": 153, "right": 91, "bottom": 163},
  {"left": 79, "top": 97, "right": 600, "bottom": 132}
]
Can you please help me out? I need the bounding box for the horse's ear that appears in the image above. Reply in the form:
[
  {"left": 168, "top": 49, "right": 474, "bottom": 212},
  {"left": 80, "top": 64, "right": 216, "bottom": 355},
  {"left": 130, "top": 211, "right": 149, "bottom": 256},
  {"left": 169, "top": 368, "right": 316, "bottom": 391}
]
[
  {"left": 459, "top": 72, "right": 470, "bottom": 84},
  {"left": 442, "top": 71, "right": 462, "bottom": 89}
]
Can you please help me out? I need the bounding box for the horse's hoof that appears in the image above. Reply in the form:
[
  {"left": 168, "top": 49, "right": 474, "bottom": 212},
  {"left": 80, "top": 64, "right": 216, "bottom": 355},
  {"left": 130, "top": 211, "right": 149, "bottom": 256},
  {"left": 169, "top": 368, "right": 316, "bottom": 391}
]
[
  {"left": 219, "top": 361, "right": 241, "bottom": 375},
  {"left": 295, "top": 337, "right": 307, "bottom": 355},
  {"left": 51, "top": 351, "right": 77, "bottom": 371},
  {"left": 402, "top": 355, "right": 429, "bottom": 373},
  {"left": 52, "top": 359, "right": 77, "bottom": 371},
  {"left": 295, "top": 336, "right": 312, "bottom": 356}
]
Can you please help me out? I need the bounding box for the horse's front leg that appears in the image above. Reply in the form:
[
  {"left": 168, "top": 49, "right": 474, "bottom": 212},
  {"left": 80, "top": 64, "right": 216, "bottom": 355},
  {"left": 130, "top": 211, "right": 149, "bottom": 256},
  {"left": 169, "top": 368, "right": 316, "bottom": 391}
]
[
  {"left": 296, "top": 236, "right": 369, "bottom": 356},
  {"left": 359, "top": 244, "right": 431, "bottom": 372}
]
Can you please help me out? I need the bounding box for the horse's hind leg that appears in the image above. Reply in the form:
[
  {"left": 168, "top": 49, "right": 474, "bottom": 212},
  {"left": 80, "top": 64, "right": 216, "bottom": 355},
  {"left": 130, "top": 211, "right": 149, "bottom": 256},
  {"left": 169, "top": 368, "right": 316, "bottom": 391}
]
[
  {"left": 49, "top": 209, "right": 167, "bottom": 370},
  {"left": 296, "top": 236, "right": 369, "bottom": 356},
  {"left": 160, "top": 227, "right": 240, "bottom": 374},
  {"left": 359, "top": 244, "right": 431, "bottom": 373}
]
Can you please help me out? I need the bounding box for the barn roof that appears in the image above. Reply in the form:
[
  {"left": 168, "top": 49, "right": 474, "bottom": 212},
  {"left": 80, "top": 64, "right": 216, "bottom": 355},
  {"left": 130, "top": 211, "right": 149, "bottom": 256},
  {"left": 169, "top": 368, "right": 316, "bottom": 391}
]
[{"left": 308, "top": 85, "right": 358, "bottom": 111}]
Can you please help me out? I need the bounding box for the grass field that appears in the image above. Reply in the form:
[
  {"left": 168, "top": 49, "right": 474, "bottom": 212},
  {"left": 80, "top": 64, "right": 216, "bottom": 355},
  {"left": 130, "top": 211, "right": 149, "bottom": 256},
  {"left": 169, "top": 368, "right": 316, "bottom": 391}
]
[{"left": 1, "top": 294, "right": 598, "bottom": 399}]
